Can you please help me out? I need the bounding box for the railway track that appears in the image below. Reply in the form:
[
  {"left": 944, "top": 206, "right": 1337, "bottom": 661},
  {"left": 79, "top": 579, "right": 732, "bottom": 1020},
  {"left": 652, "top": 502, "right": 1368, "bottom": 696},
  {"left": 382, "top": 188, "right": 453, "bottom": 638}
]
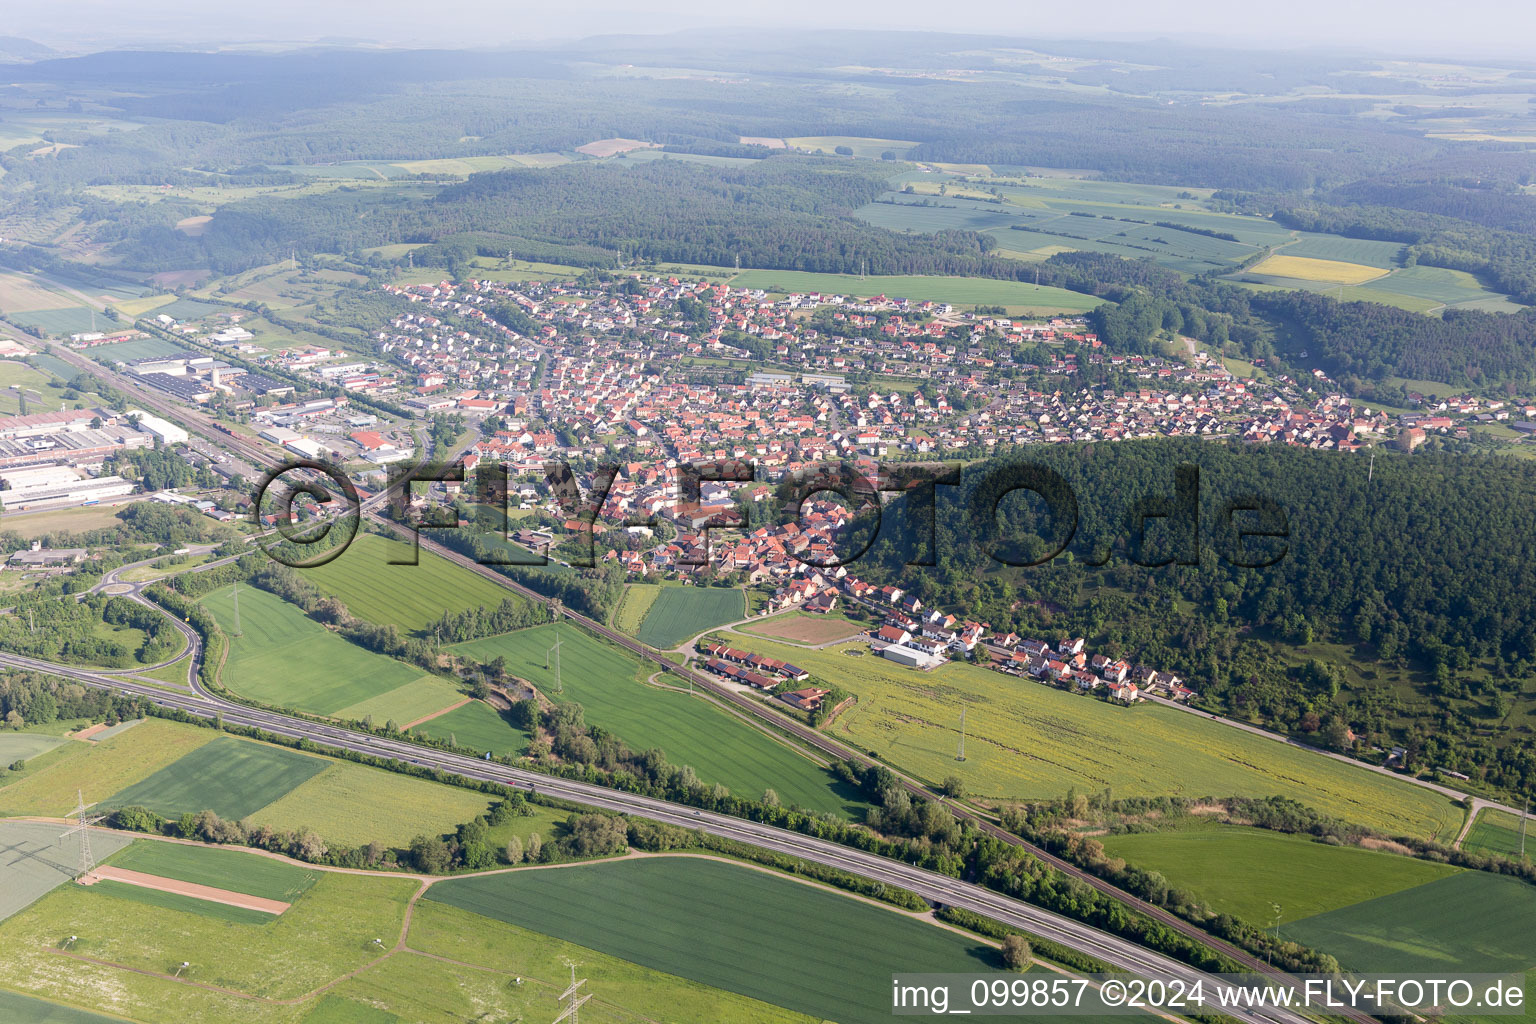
[{"left": 51, "top": 346, "right": 1365, "bottom": 1024}]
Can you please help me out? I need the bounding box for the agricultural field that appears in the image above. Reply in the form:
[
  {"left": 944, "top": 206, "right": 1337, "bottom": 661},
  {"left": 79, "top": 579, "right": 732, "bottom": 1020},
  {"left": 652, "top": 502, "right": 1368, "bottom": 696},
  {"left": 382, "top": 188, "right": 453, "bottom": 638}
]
[
  {"left": 2, "top": 504, "right": 134, "bottom": 540},
  {"left": 110, "top": 293, "right": 178, "bottom": 317},
  {"left": 408, "top": 700, "right": 525, "bottom": 755},
  {"left": 0, "top": 360, "right": 61, "bottom": 415},
  {"left": 727, "top": 636, "right": 1463, "bottom": 839},
  {"left": 0, "top": 732, "right": 66, "bottom": 763},
  {"left": 1463, "top": 807, "right": 1531, "bottom": 858},
  {"left": 200, "top": 583, "right": 446, "bottom": 716},
  {"left": 103, "top": 735, "right": 328, "bottom": 820},
  {"left": 1280, "top": 234, "right": 1408, "bottom": 269},
  {"left": 104, "top": 840, "right": 319, "bottom": 903},
  {"left": 331, "top": 675, "right": 464, "bottom": 728},
  {"left": 82, "top": 335, "right": 191, "bottom": 362},
  {"left": 0, "top": 820, "right": 136, "bottom": 924},
  {"left": 0, "top": 718, "right": 219, "bottom": 818},
  {"left": 0, "top": 271, "right": 82, "bottom": 311},
  {"left": 244, "top": 760, "right": 492, "bottom": 847},
  {"left": 85, "top": 878, "right": 278, "bottom": 925},
  {"left": 142, "top": 297, "right": 225, "bottom": 322},
  {"left": 728, "top": 268, "right": 1104, "bottom": 314},
  {"left": 389, "top": 152, "right": 569, "bottom": 175},
  {"left": 0, "top": 868, "right": 420, "bottom": 1014},
  {"left": 1, "top": 847, "right": 825, "bottom": 1024},
  {"left": 613, "top": 582, "right": 660, "bottom": 634},
  {"left": 738, "top": 611, "right": 867, "bottom": 645},
  {"left": 298, "top": 533, "right": 520, "bottom": 633},
  {"left": 787, "top": 135, "right": 918, "bottom": 158},
  {"left": 635, "top": 586, "right": 746, "bottom": 648},
  {"left": 1247, "top": 254, "right": 1386, "bottom": 284},
  {"left": 0, "top": 992, "right": 124, "bottom": 1023},
  {"left": 4, "top": 306, "right": 100, "bottom": 337},
  {"left": 449, "top": 625, "right": 859, "bottom": 815},
  {"left": 425, "top": 855, "right": 1001, "bottom": 1024},
  {"left": 1284, "top": 871, "right": 1536, "bottom": 976},
  {"left": 1366, "top": 265, "right": 1521, "bottom": 307},
  {"left": 1098, "top": 824, "right": 1460, "bottom": 924}
]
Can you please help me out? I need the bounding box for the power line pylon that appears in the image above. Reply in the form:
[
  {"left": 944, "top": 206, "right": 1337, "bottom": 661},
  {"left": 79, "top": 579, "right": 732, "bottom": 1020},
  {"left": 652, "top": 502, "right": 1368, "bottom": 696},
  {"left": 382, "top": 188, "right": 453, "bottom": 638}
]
[
  {"left": 552, "top": 961, "right": 590, "bottom": 1024},
  {"left": 58, "top": 790, "right": 105, "bottom": 880},
  {"left": 955, "top": 708, "right": 966, "bottom": 762}
]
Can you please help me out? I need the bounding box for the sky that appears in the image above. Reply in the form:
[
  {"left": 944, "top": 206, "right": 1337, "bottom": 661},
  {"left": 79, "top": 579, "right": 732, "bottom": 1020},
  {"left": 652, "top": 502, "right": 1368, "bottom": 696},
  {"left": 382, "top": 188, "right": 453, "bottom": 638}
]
[{"left": 11, "top": 0, "right": 1536, "bottom": 61}]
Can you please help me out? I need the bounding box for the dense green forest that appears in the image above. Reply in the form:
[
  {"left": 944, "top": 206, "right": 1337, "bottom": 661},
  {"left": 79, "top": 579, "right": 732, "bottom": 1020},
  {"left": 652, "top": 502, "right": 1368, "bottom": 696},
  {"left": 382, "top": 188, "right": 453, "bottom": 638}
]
[
  {"left": 865, "top": 440, "right": 1536, "bottom": 794},
  {"left": 5, "top": 35, "right": 1536, "bottom": 399}
]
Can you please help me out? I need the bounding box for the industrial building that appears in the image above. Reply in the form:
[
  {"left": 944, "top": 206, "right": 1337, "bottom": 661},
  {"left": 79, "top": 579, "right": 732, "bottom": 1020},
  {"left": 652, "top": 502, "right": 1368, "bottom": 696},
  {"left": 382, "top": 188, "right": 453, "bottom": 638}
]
[{"left": 126, "top": 410, "right": 189, "bottom": 445}]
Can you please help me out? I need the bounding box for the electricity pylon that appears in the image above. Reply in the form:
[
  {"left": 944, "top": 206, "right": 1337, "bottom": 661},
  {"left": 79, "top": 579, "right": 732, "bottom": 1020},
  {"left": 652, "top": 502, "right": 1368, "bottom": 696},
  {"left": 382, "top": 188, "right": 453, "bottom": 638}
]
[
  {"left": 57, "top": 790, "right": 105, "bottom": 880},
  {"left": 552, "top": 961, "right": 590, "bottom": 1024}
]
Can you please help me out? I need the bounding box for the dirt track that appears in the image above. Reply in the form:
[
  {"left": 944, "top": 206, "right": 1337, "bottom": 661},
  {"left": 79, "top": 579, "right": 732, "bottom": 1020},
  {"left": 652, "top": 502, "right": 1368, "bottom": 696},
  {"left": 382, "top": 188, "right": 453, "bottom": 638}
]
[{"left": 81, "top": 866, "right": 290, "bottom": 915}]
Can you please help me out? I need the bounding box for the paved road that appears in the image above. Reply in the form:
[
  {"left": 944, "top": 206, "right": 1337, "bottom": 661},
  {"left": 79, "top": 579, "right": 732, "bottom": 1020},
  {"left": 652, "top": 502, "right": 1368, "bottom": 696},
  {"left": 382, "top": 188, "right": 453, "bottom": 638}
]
[
  {"left": 0, "top": 648, "right": 1308, "bottom": 1024},
  {"left": 44, "top": 342, "right": 1360, "bottom": 1024}
]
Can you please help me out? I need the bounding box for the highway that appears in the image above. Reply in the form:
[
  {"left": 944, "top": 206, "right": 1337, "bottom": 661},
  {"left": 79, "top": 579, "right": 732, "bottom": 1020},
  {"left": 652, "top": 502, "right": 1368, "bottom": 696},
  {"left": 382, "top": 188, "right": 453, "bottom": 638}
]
[
  {"left": 0, "top": 647, "right": 1310, "bottom": 1024},
  {"left": 36, "top": 342, "right": 1345, "bottom": 1024}
]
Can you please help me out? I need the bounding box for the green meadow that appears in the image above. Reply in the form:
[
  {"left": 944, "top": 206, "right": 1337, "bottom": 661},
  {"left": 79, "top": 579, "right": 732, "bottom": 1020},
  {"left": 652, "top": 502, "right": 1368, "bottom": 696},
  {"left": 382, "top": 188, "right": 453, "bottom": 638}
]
[
  {"left": 1099, "top": 824, "right": 1460, "bottom": 923},
  {"left": 450, "top": 625, "right": 860, "bottom": 815},
  {"left": 103, "top": 736, "right": 327, "bottom": 820},
  {"left": 299, "top": 533, "right": 519, "bottom": 633}
]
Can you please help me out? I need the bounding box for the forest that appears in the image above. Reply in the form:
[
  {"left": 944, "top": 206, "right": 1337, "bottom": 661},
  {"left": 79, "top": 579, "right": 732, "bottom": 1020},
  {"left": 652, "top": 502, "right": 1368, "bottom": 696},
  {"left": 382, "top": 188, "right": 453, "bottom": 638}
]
[{"left": 863, "top": 440, "right": 1536, "bottom": 796}]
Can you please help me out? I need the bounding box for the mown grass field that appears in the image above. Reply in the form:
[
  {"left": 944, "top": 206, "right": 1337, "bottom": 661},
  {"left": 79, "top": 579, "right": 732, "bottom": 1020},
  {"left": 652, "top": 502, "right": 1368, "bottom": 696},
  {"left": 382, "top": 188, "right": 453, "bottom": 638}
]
[
  {"left": 426, "top": 856, "right": 1001, "bottom": 1024},
  {"left": 106, "top": 840, "right": 318, "bottom": 902},
  {"left": 245, "top": 761, "right": 491, "bottom": 847},
  {"left": 409, "top": 700, "right": 525, "bottom": 755},
  {"left": 728, "top": 269, "right": 1103, "bottom": 313},
  {"left": 636, "top": 586, "right": 745, "bottom": 648},
  {"left": 298, "top": 533, "right": 519, "bottom": 632},
  {"left": 0, "top": 360, "right": 60, "bottom": 416},
  {"left": 729, "top": 636, "right": 1462, "bottom": 839},
  {"left": 104, "top": 736, "right": 327, "bottom": 820},
  {"left": 0, "top": 718, "right": 219, "bottom": 817},
  {"left": 201, "top": 584, "right": 439, "bottom": 716},
  {"left": 0, "top": 869, "right": 419, "bottom": 1011},
  {"left": 1, "top": 859, "right": 817, "bottom": 1024},
  {"left": 738, "top": 611, "right": 866, "bottom": 645},
  {"left": 450, "top": 625, "right": 859, "bottom": 815},
  {"left": 1463, "top": 807, "right": 1531, "bottom": 857},
  {"left": 1099, "top": 824, "right": 1460, "bottom": 924},
  {"left": 613, "top": 582, "right": 660, "bottom": 634},
  {"left": 332, "top": 675, "right": 463, "bottom": 727},
  {"left": 1248, "top": 254, "right": 1386, "bottom": 284},
  {"left": 1285, "top": 870, "right": 1536, "bottom": 975}
]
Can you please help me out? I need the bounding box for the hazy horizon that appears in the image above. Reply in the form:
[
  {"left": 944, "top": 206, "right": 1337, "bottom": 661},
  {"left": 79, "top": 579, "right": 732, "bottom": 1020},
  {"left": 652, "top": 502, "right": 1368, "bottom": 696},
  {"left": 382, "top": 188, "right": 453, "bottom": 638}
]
[{"left": 10, "top": 0, "right": 1536, "bottom": 63}]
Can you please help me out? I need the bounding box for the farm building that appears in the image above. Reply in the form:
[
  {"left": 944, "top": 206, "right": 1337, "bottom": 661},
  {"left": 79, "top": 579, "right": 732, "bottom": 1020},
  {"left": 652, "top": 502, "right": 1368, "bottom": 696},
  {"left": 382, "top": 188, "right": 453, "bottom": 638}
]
[{"left": 778, "top": 687, "right": 831, "bottom": 711}]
